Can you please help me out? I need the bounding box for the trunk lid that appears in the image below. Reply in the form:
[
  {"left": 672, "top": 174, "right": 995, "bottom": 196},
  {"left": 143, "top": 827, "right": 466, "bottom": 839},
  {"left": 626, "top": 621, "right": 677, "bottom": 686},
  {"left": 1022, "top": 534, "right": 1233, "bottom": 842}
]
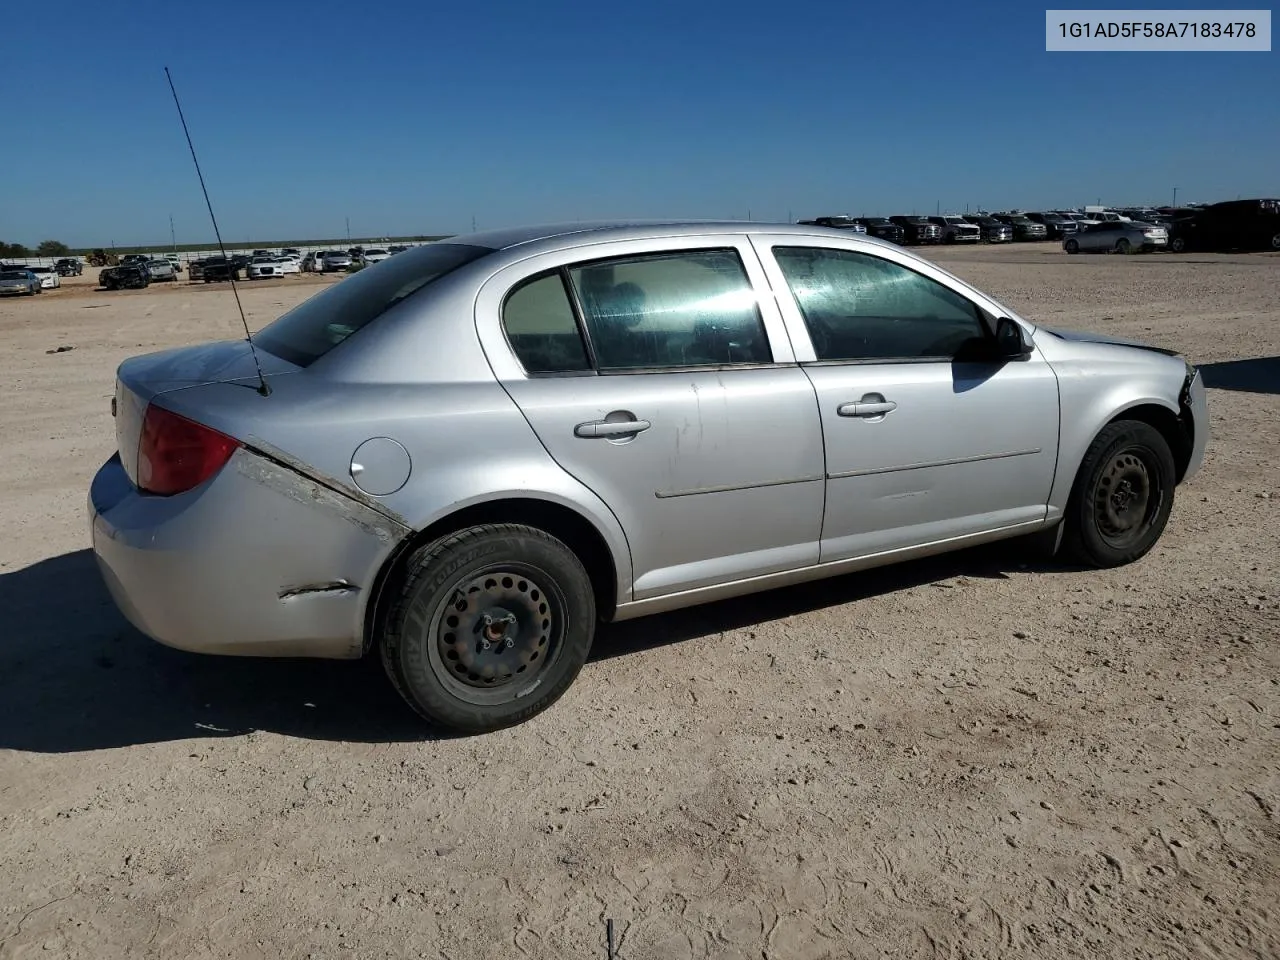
[{"left": 113, "top": 340, "right": 299, "bottom": 485}]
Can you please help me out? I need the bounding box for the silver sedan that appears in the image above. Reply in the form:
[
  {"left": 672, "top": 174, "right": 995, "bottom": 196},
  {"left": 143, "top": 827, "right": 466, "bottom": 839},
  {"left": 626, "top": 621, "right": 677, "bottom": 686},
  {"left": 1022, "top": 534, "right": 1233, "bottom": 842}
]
[
  {"left": 89, "top": 221, "right": 1208, "bottom": 732},
  {"left": 1065, "top": 220, "right": 1169, "bottom": 254}
]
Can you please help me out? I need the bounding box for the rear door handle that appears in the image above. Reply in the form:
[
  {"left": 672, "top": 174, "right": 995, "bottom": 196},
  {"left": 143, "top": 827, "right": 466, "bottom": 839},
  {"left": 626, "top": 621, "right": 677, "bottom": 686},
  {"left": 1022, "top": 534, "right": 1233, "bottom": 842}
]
[
  {"left": 837, "top": 400, "right": 897, "bottom": 418},
  {"left": 574, "top": 418, "right": 652, "bottom": 438}
]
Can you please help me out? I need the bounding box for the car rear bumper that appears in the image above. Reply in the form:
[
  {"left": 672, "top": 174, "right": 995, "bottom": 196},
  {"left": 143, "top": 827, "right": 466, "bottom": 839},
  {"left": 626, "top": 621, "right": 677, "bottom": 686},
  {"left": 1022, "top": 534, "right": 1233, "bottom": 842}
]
[{"left": 88, "top": 448, "right": 407, "bottom": 659}]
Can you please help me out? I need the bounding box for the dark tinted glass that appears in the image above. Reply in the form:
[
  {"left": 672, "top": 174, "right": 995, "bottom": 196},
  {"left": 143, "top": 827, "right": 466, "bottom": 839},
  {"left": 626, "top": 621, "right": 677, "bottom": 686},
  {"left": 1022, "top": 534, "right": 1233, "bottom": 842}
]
[
  {"left": 253, "top": 243, "right": 492, "bottom": 367},
  {"left": 501, "top": 272, "right": 592, "bottom": 374}
]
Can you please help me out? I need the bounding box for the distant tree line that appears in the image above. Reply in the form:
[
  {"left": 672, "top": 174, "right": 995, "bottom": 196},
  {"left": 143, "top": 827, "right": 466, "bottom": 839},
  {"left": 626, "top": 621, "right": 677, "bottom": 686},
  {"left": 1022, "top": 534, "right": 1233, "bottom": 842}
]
[{"left": 0, "top": 240, "right": 72, "bottom": 258}]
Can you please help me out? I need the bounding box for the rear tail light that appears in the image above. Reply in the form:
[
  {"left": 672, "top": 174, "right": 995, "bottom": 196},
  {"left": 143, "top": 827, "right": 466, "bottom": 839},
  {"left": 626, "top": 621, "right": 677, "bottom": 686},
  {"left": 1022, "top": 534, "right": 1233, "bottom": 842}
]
[{"left": 137, "top": 404, "right": 240, "bottom": 495}]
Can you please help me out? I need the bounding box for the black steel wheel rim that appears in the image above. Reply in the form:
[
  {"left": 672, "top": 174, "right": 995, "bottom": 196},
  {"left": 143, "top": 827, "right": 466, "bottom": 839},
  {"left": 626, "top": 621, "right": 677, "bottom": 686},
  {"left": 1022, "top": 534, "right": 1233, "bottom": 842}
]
[
  {"left": 1116, "top": 239, "right": 1130, "bottom": 253},
  {"left": 1092, "top": 448, "right": 1160, "bottom": 548},
  {"left": 1271, "top": 233, "right": 1280, "bottom": 250},
  {"left": 426, "top": 563, "right": 564, "bottom": 706}
]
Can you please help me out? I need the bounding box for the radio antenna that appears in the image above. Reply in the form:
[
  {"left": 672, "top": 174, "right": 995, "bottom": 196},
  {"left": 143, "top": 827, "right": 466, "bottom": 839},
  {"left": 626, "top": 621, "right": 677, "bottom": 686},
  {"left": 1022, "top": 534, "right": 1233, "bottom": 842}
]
[{"left": 164, "top": 66, "right": 271, "bottom": 397}]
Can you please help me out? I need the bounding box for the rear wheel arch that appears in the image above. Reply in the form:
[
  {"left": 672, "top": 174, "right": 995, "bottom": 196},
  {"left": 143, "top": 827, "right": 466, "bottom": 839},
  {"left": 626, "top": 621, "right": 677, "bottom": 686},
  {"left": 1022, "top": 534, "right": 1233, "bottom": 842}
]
[
  {"left": 362, "top": 497, "right": 621, "bottom": 656},
  {"left": 1105, "top": 402, "right": 1193, "bottom": 483}
]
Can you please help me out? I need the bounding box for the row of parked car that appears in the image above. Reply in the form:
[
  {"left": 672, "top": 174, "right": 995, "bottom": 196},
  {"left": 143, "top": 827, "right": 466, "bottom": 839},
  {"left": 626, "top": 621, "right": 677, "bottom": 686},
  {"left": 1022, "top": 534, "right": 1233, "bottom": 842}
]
[
  {"left": 801, "top": 198, "right": 1280, "bottom": 254},
  {"left": 0, "top": 261, "right": 74, "bottom": 294}
]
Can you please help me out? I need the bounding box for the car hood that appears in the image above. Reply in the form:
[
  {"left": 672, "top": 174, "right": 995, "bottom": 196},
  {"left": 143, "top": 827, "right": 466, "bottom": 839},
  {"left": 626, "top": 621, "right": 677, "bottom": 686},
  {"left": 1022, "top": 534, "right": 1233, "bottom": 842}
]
[{"left": 1041, "top": 326, "right": 1181, "bottom": 357}]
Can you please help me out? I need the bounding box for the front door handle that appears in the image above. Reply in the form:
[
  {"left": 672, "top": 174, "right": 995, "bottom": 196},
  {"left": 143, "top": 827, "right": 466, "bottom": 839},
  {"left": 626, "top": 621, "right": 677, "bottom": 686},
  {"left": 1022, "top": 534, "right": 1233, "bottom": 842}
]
[
  {"left": 837, "top": 399, "right": 897, "bottom": 418},
  {"left": 574, "top": 418, "right": 652, "bottom": 439}
]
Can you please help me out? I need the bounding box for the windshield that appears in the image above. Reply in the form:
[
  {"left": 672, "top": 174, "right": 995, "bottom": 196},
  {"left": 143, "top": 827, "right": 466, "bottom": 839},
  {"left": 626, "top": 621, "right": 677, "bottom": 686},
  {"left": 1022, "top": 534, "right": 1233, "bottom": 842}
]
[
  {"left": 365, "top": 249, "right": 388, "bottom": 255},
  {"left": 942, "top": 217, "right": 968, "bottom": 224},
  {"left": 1, "top": 271, "right": 26, "bottom": 279},
  {"left": 253, "top": 242, "right": 493, "bottom": 367}
]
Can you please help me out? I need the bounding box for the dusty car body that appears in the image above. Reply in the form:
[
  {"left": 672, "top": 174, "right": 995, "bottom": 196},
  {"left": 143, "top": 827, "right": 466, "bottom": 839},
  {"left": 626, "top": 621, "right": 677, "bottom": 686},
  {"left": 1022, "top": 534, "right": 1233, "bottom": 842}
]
[
  {"left": 0, "top": 269, "right": 41, "bottom": 295},
  {"left": 90, "top": 221, "right": 1208, "bottom": 733},
  {"left": 145, "top": 259, "right": 177, "bottom": 282},
  {"left": 28, "top": 265, "right": 61, "bottom": 289},
  {"left": 1065, "top": 221, "right": 1169, "bottom": 254}
]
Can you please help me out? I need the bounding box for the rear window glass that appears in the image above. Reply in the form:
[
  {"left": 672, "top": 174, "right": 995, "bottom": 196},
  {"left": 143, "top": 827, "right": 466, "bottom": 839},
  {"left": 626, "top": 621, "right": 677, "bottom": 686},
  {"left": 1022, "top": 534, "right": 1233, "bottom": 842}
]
[{"left": 253, "top": 242, "right": 493, "bottom": 367}]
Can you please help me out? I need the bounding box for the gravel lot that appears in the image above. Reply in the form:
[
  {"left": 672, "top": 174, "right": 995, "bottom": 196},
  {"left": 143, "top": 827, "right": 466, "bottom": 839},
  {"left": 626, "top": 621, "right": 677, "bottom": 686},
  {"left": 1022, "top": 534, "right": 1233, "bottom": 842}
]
[{"left": 1, "top": 245, "right": 1277, "bottom": 960}]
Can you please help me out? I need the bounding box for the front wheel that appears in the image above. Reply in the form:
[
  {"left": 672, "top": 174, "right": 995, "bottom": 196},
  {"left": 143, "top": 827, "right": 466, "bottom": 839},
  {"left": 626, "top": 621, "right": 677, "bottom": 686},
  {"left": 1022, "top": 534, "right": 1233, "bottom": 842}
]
[
  {"left": 1169, "top": 237, "right": 1186, "bottom": 253},
  {"left": 1061, "top": 420, "right": 1176, "bottom": 568},
  {"left": 380, "top": 524, "right": 596, "bottom": 733},
  {"left": 1271, "top": 232, "right": 1280, "bottom": 251},
  {"left": 1115, "top": 238, "right": 1131, "bottom": 254},
  {"left": 1064, "top": 238, "right": 1079, "bottom": 254}
]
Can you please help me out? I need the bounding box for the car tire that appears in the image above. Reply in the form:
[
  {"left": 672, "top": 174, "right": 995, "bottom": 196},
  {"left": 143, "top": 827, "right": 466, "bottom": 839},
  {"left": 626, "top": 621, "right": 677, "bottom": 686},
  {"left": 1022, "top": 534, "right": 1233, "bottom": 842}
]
[
  {"left": 1115, "top": 238, "right": 1131, "bottom": 254},
  {"left": 1060, "top": 420, "right": 1176, "bottom": 569},
  {"left": 1169, "top": 237, "right": 1186, "bottom": 253},
  {"left": 1271, "top": 232, "right": 1280, "bottom": 251},
  {"left": 1065, "top": 238, "right": 1079, "bottom": 254},
  {"left": 380, "top": 523, "right": 597, "bottom": 733}
]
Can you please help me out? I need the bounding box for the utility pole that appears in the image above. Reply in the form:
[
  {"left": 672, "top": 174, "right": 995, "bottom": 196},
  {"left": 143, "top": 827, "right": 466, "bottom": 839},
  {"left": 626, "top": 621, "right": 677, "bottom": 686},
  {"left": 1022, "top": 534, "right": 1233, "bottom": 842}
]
[
  {"left": 787, "top": 208, "right": 792, "bottom": 223},
  {"left": 169, "top": 214, "right": 176, "bottom": 253},
  {"left": 471, "top": 215, "right": 477, "bottom": 232},
  {"left": 1172, "top": 186, "right": 1178, "bottom": 209},
  {"left": 936, "top": 200, "right": 940, "bottom": 216},
  {"left": 345, "top": 217, "right": 351, "bottom": 241},
  {"left": 747, "top": 208, "right": 752, "bottom": 220}
]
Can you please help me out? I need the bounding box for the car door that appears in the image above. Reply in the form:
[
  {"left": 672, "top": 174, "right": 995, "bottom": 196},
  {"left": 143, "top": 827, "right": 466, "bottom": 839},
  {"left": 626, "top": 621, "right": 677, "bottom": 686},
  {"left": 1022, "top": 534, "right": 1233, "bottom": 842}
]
[
  {"left": 475, "top": 236, "right": 826, "bottom": 601},
  {"left": 751, "top": 235, "right": 1060, "bottom": 562}
]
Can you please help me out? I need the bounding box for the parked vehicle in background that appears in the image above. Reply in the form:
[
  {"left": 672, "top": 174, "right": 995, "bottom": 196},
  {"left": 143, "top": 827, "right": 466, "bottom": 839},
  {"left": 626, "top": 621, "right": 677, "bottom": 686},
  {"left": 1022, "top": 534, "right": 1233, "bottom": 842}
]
[
  {"left": 1025, "top": 212, "right": 1078, "bottom": 239},
  {"left": 145, "top": 259, "right": 177, "bottom": 282},
  {"left": 246, "top": 256, "right": 287, "bottom": 280},
  {"left": 87, "top": 249, "right": 119, "bottom": 267},
  {"left": 55, "top": 258, "right": 83, "bottom": 277},
  {"left": 889, "top": 215, "right": 943, "bottom": 245},
  {"left": 0, "top": 269, "right": 41, "bottom": 295},
  {"left": 88, "top": 220, "right": 1208, "bottom": 734},
  {"left": 388, "top": 244, "right": 411, "bottom": 254},
  {"left": 1166, "top": 198, "right": 1280, "bottom": 253},
  {"left": 927, "top": 215, "right": 980, "bottom": 243},
  {"left": 197, "top": 257, "right": 243, "bottom": 283},
  {"left": 1064, "top": 220, "right": 1168, "bottom": 254},
  {"left": 275, "top": 256, "right": 301, "bottom": 274},
  {"left": 360, "top": 248, "right": 392, "bottom": 266},
  {"left": 165, "top": 255, "right": 184, "bottom": 273},
  {"left": 320, "top": 251, "right": 354, "bottom": 272},
  {"left": 99, "top": 263, "right": 151, "bottom": 290},
  {"left": 301, "top": 252, "right": 321, "bottom": 272},
  {"left": 963, "top": 215, "right": 1014, "bottom": 243},
  {"left": 853, "top": 218, "right": 906, "bottom": 243},
  {"left": 992, "top": 214, "right": 1049, "bottom": 241},
  {"left": 121, "top": 254, "right": 151, "bottom": 267},
  {"left": 1081, "top": 207, "right": 1129, "bottom": 223},
  {"left": 282, "top": 248, "right": 301, "bottom": 258},
  {"left": 252, "top": 249, "right": 273, "bottom": 258},
  {"left": 797, "top": 216, "right": 868, "bottom": 234},
  {"left": 27, "top": 266, "right": 61, "bottom": 289}
]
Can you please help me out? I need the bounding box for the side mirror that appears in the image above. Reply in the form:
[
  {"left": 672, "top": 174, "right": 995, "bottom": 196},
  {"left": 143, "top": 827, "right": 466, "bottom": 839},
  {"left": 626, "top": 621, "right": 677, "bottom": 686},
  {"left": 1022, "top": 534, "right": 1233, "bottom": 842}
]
[{"left": 995, "top": 317, "right": 1032, "bottom": 359}]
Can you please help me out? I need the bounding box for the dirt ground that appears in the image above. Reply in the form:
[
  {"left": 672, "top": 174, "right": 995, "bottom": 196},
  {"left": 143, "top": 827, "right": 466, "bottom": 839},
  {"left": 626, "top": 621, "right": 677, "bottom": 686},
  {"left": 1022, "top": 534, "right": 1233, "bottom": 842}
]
[{"left": 1, "top": 246, "right": 1277, "bottom": 960}]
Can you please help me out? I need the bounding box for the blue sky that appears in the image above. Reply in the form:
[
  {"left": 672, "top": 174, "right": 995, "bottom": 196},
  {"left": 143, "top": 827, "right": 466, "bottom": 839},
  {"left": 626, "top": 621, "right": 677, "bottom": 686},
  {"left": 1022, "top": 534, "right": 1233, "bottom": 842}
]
[{"left": 2, "top": 0, "right": 1275, "bottom": 246}]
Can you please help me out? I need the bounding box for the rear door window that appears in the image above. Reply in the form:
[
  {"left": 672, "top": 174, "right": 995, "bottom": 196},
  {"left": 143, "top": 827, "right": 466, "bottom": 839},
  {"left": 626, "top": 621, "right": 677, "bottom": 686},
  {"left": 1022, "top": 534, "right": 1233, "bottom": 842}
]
[{"left": 568, "top": 249, "right": 772, "bottom": 371}]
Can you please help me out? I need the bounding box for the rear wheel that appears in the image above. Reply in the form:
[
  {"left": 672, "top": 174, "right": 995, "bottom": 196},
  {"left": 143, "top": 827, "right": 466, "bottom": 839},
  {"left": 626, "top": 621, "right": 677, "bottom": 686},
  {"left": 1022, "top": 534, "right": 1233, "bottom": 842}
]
[
  {"left": 1169, "top": 236, "right": 1186, "bottom": 253},
  {"left": 1271, "top": 232, "right": 1280, "bottom": 250},
  {"left": 1061, "top": 420, "right": 1176, "bottom": 568},
  {"left": 1115, "top": 238, "right": 1131, "bottom": 254},
  {"left": 1065, "top": 238, "right": 1079, "bottom": 254},
  {"left": 380, "top": 524, "right": 596, "bottom": 733}
]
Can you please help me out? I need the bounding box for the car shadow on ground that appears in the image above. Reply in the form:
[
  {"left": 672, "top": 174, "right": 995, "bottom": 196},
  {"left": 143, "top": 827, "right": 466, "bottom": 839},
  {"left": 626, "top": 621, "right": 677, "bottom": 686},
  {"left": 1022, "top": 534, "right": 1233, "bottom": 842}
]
[
  {"left": 0, "top": 544, "right": 1060, "bottom": 754},
  {"left": 1199, "top": 356, "right": 1280, "bottom": 395}
]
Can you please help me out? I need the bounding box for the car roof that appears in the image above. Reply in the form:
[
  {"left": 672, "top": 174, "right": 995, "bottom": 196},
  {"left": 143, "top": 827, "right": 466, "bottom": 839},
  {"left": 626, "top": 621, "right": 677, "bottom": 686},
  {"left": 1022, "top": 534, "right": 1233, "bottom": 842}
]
[{"left": 453, "top": 219, "right": 906, "bottom": 252}]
